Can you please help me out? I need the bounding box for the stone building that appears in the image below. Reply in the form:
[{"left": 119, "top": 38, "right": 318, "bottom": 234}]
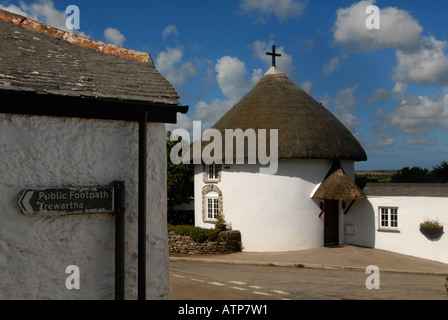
[{"left": 0, "top": 9, "right": 187, "bottom": 299}]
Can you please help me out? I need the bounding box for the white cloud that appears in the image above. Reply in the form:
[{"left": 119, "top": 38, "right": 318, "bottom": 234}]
[
  {"left": 193, "top": 99, "right": 235, "bottom": 130},
  {"left": 162, "top": 25, "right": 179, "bottom": 40},
  {"left": 0, "top": 3, "right": 28, "bottom": 16},
  {"left": 189, "top": 55, "right": 263, "bottom": 130},
  {"left": 404, "top": 138, "right": 436, "bottom": 147},
  {"left": 333, "top": 0, "right": 422, "bottom": 52},
  {"left": 369, "top": 82, "right": 408, "bottom": 103},
  {"left": 379, "top": 93, "right": 448, "bottom": 135},
  {"left": 332, "top": 1, "right": 448, "bottom": 87},
  {"left": 104, "top": 27, "right": 126, "bottom": 47},
  {"left": 322, "top": 56, "right": 341, "bottom": 74},
  {"left": 394, "top": 36, "right": 448, "bottom": 86},
  {"left": 301, "top": 81, "right": 313, "bottom": 94},
  {"left": 155, "top": 47, "right": 197, "bottom": 87},
  {"left": 215, "top": 56, "right": 260, "bottom": 102},
  {"left": 366, "top": 137, "right": 396, "bottom": 149},
  {"left": 240, "top": 0, "right": 307, "bottom": 23},
  {"left": 334, "top": 84, "right": 360, "bottom": 132}
]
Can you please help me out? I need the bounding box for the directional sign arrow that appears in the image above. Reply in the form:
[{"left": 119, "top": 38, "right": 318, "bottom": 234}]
[{"left": 19, "top": 190, "right": 36, "bottom": 216}]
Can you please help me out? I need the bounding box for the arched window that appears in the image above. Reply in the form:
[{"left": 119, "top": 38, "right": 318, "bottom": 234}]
[
  {"left": 205, "top": 191, "right": 219, "bottom": 222},
  {"left": 202, "top": 185, "right": 223, "bottom": 223}
]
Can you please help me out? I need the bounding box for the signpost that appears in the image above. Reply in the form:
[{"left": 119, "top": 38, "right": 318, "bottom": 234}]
[
  {"left": 19, "top": 186, "right": 114, "bottom": 216},
  {"left": 18, "top": 183, "right": 125, "bottom": 300}
]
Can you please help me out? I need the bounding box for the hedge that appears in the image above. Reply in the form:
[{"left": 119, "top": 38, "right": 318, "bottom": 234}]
[{"left": 168, "top": 224, "right": 220, "bottom": 243}]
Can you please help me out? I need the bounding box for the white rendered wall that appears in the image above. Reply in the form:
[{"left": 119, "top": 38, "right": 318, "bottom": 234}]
[
  {"left": 195, "top": 159, "right": 355, "bottom": 252},
  {"left": 346, "top": 196, "right": 448, "bottom": 264},
  {"left": 0, "top": 114, "right": 169, "bottom": 299}
]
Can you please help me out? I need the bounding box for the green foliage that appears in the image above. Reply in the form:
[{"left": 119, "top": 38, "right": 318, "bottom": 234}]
[
  {"left": 390, "top": 161, "right": 448, "bottom": 183},
  {"left": 426, "top": 161, "right": 448, "bottom": 183},
  {"left": 168, "top": 224, "right": 220, "bottom": 243},
  {"left": 391, "top": 166, "right": 428, "bottom": 183},
  {"left": 420, "top": 219, "right": 442, "bottom": 229},
  {"left": 167, "top": 131, "right": 194, "bottom": 209},
  {"left": 216, "top": 214, "right": 226, "bottom": 225}
]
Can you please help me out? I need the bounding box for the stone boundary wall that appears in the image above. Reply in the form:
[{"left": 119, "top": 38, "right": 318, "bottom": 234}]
[{"left": 169, "top": 230, "right": 241, "bottom": 255}]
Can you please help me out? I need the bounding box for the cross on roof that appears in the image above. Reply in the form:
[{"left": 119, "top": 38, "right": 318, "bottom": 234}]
[{"left": 266, "top": 45, "right": 281, "bottom": 67}]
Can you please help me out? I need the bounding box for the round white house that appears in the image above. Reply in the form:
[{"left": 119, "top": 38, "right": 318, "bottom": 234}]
[{"left": 194, "top": 66, "right": 367, "bottom": 252}]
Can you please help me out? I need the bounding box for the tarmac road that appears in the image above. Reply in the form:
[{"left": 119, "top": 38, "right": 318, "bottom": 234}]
[{"left": 170, "top": 260, "right": 448, "bottom": 300}]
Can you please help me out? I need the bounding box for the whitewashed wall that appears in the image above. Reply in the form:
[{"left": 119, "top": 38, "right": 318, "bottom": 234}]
[
  {"left": 0, "top": 114, "right": 169, "bottom": 299},
  {"left": 346, "top": 196, "right": 448, "bottom": 264},
  {"left": 195, "top": 159, "right": 355, "bottom": 252}
]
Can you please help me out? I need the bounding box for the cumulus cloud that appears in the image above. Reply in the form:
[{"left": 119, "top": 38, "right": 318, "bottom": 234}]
[
  {"left": 333, "top": 0, "right": 422, "bottom": 52},
  {"left": 0, "top": 3, "right": 28, "bottom": 16},
  {"left": 192, "top": 56, "right": 261, "bottom": 128},
  {"left": 155, "top": 47, "right": 197, "bottom": 87},
  {"left": 162, "top": 24, "right": 179, "bottom": 40},
  {"left": 301, "top": 81, "right": 313, "bottom": 94},
  {"left": 104, "top": 27, "right": 126, "bottom": 47},
  {"left": 215, "top": 56, "right": 261, "bottom": 101},
  {"left": 366, "top": 137, "right": 397, "bottom": 150},
  {"left": 333, "top": 1, "right": 448, "bottom": 86},
  {"left": 334, "top": 84, "right": 360, "bottom": 133},
  {"left": 379, "top": 93, "right": 448, "bottom": 135},
  {"left": 240, "top": 0, "right": 307, "bottom": 23},
  {"left": 323, "top": 56, "right": 341, "bottom": 74},
  {"left": 404, "top": 138, "right": 436, "bottom": 147},
  {"left": 394, "top": 36, "right": 448, "bottom": 86}
]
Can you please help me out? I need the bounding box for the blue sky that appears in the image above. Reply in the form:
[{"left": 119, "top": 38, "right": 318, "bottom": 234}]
[{"left": 1, "top": 0, "right": 448, "bottom": 171}]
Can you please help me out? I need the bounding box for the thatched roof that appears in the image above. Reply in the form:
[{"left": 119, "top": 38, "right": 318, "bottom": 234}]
[
  {"left": 207, "top": 67, "right": 367, "bottom": 162},
  {"left": 312, "top": 160, "right": 366, "bottom": 200}
]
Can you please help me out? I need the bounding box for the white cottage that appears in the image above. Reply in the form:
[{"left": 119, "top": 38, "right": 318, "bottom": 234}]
[
  {"left": 347, "top": 183, "right": 448, "bottom": 264},
  {"left": 0, "top": 9, "right": 187, "bottom": 299},
  {"left": 194, "top": 64, "right": 367, "bottom": 252}
]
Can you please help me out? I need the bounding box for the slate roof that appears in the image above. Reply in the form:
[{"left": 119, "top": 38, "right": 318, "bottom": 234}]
[
  {"left": 0, "top": 9, "right": 179, "bottom": 105},
  {"left": 364, "top": 183, "right": 448, "bottom": 197},
  {"left": 208, "top": 67, "right": 367, "bottom": 161}
]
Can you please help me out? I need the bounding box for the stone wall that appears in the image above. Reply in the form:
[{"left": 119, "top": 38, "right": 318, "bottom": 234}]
[{"left": 169, "top": 230, "right": 241, "bottom": 255}]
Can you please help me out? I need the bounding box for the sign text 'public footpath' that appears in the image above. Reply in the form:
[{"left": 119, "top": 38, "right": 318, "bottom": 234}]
[{"left": 19, "top": 186, "right": 115, "bottom": 216}]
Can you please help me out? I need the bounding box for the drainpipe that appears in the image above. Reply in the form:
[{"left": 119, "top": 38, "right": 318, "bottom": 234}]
[
  {"left": 138, "top": 111, "right": 148, "bottom": 300},
  {"left": 114, "top": 180, "right": 126, "bottom": 300}
]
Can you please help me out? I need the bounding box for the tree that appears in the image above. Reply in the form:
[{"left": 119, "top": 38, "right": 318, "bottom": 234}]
[
  {"left": 391, "top": 166, "right": 428, "bottom": 183},
  {"left": 166, "top": 131, "right": 194, "bottom": 209},
  {"left": 426, "top": 161, "right": 448, "bottom": 183}
]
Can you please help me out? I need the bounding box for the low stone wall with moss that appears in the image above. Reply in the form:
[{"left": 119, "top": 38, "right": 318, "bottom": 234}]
[{"left": 168, "top": 226, "right": 241, "bottom": 255}]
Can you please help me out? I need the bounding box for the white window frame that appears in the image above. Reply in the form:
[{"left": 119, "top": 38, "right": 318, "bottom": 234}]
[
  {"left": 205, "top": 192, "right": 219, "bottom": 222},
  {"left": 205, "top": 164, "right": 221, "bottom": 182},
  {"left": 378, "top": 207, "right": 399, "bottom": 231}
]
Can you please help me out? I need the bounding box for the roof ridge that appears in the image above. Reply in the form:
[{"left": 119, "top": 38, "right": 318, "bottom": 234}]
[{"left": 0, "top": 8, "right": 154, "bottom": 65}]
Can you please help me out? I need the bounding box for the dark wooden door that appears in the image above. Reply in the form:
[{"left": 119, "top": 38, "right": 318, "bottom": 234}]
[{"left": 324, "top": 200, "right": 339, "bottom": 246}]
